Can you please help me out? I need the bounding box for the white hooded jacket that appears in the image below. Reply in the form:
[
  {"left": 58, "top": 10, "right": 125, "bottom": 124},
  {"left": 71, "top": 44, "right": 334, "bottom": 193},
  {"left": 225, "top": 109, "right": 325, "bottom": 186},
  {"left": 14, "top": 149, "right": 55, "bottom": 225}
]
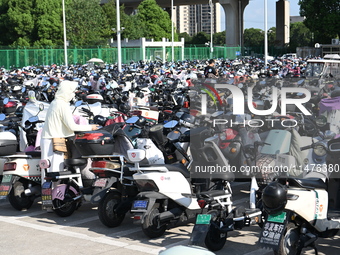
[{"left": 41, "top": 81, "right": 92, "bottom": 138}]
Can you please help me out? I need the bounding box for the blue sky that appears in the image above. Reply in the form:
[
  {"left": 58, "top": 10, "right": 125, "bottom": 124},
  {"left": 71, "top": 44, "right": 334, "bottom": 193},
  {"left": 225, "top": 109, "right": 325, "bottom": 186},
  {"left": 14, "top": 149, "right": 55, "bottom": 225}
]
[{"left": 221, "top": 0, "right": 301, "bottom": 30}]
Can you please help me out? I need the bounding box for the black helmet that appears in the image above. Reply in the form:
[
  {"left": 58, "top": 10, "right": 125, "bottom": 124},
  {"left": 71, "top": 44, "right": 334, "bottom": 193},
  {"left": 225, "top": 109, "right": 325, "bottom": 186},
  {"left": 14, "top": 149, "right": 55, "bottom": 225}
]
[
  {"left": 262, "top": 181, "right": 287, "bottom": 214},
  {"left": 118, "top": 103, "right": 130, "bottom": 113},
  {"left": 135, "top": 116, "right": 147, "bottom": 127},
  {"left": 93, "top": 115, "right": 107, "bottom": 126}
]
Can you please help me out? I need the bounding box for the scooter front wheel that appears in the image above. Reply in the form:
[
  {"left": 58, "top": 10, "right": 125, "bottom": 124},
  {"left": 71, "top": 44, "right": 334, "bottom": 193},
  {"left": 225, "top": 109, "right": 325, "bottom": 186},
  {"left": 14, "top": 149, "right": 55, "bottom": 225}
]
[
  {"left": 98, "top": 191, "right": 125, "bottom": 227},
  {"left": 53, "top": 188, "right": 79, "bottom": 217},
  {"left": 142, "top": 205, "right": 166, "bottom": 238},
  {"left": 8, "top": 179, "right": 34, "bottom": 211},
  {"left": 275, "top": 223, "right": 300, "bottom": 255}
]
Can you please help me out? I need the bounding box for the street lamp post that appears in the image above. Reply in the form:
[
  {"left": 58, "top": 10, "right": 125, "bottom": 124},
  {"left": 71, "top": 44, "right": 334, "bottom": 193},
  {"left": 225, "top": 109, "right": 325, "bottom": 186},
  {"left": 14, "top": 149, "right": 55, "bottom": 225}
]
[
  {"left": 62, "top": 0, "right": 68, "bottom": 66},
  {"left": 116, "top": 0, "right": 122, "bottom": 72},
  {"left": 171, "top": 0, "right": 174, "bottom": 62},
  {"left": 264, "top": 0, "right": 268, "bottom": 66},
  {"left": 209, "top": 0, "right": 213, "bottom": 59}
]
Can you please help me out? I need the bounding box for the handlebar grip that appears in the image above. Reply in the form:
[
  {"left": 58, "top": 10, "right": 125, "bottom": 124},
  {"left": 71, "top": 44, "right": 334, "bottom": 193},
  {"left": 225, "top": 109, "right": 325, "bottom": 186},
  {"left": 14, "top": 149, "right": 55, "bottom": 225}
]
[
  {"left": 300, "top": 145, "right": 312, "bottom": 151},
  {"left": 222, "top": 139, "right": 237, "bottom": 143}
]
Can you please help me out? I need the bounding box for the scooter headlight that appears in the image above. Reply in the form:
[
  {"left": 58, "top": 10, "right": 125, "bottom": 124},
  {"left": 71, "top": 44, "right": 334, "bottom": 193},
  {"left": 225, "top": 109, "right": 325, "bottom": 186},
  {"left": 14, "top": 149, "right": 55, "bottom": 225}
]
[{"left": 313, "top": 144, "right": 326, "bottom": 157}]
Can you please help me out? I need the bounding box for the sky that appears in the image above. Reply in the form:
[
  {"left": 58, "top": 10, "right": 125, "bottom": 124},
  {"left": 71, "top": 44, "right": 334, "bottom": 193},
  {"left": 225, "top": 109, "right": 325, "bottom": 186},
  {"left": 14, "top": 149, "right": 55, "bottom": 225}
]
[{"left": 220, "top": 0, "right": 301, "bottom": 30}]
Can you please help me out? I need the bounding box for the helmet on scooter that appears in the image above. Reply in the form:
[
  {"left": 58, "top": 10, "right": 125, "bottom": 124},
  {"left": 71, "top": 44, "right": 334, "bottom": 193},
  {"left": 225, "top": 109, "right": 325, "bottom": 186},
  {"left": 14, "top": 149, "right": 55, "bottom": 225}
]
[
  {"left": 118, "top": 103, "right": 130, "bottom": 113},
  {"left": 262, "top": 181, "right": 287, "bottom": 214},
  {"left": 93, "top": 115, "right": 107, "bottom": 126},
  {"left": 135, "top": 116, "right": 147, "bottom": 128}
]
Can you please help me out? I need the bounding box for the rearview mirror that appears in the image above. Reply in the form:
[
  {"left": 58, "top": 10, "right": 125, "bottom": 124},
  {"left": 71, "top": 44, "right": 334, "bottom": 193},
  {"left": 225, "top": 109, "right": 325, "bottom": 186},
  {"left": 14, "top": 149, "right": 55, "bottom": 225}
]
[{"left": 164, "top": 120, "right": 178, "bottom": 128}]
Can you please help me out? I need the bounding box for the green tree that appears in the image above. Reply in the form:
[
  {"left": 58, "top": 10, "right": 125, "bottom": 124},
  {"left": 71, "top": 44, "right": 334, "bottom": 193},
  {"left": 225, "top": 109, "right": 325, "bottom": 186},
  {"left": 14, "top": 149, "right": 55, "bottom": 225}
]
[
  {"left": 268, "top": 27, "right": 276, "bottom": 46},
  {"left": 299, "top": 0, "right": 340, "bottom": 44},
  {"left": 213, "top": 31, "right": 226, "bottom": 46},
  {"left": 122, "top": 14, "right": 144, "bottom": 40},
  {"left": 66, "top": 0, "right": 110, "bottom": 46},
  {"left": 136, "top": 0, "right": 172, "bottom": 41},
  {"left": 191, "top": 32, "right": 209, "bottom": 45},
  {"left": 102, "top": 0, "right": 143, "bottom": 40},
  {"left": 288, "top": 22, "right": 313, "bottom": 51},
  {"left": 178, "top": 32, "right": 192, "bottom": 45},
  {"left": 243, "top": 28, "right": 264, "bottom": 47},
  {"left": 32, "top": 0, "right": 63, "bottom": 46},
  {"left": 0, "top": 0, "right": 34, "bottom": 46}
]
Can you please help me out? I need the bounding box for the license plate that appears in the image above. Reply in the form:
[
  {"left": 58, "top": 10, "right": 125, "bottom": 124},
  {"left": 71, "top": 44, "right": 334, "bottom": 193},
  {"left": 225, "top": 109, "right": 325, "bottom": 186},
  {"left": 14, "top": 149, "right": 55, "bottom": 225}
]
[
  {"left": 41, "top": 182, "right": 53, "bottom": 206},
  {"left": 0, "top": 184, "right": 11, "bottom": 199},
  {"left": 0, "top": 175, "right": 13, "bottom": 200},
  {"left": 196, "top": 214, "right": 212, "bottom": 224},
  {"left": 133, "top": 200, "right": 148, "bottom": 209},
  {"left": 93, "top": 178, "right": 107, "bottom": 188},
  {"left": 267, "top": 211, "right": 287, "bottom": 223},
  {"left": 2, "top": 174, "right": 13, "bottom": 183}
]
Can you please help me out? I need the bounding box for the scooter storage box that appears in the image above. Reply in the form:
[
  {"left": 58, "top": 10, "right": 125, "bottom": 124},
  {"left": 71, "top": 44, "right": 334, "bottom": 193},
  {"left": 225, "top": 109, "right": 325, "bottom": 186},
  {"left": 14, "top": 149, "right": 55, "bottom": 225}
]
[
  {"left": 3, "top": 101, "right": 17, "bottom": 114},
  {"left": 0, "top": 132, "right": 18, "bottom": 155},
  {"left": 74, "top": 130, "right": 115, "bottom": 156}
]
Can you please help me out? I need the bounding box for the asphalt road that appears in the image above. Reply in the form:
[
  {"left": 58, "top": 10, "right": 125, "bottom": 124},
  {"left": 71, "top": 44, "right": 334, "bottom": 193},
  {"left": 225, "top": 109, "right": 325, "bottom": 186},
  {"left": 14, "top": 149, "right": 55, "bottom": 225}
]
[{"left": 0, "top": 182, "right": 338, "bottom": 255}]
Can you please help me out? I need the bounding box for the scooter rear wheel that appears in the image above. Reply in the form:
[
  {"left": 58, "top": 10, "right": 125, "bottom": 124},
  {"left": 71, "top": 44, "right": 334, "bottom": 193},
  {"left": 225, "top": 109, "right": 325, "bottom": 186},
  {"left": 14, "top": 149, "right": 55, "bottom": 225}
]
[
  {"left": 98, "top": 191, "right": 125, "bottom": 227},
  {"left": 142, "top": 205, "right": 166, "bottom": 238},
  {"left": 204, "top": 210, "right": 227, "bottom": 251},
  {"left": 8, "top": 179, "right": 34, "bottom": 211},
  {"left": 53, "top": 188, "right": 78, "bottom": 217}
]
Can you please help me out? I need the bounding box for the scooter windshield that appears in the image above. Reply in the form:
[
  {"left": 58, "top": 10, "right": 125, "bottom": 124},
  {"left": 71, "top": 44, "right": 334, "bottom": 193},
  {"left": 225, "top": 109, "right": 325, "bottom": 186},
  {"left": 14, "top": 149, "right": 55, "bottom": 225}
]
[{"left": 261, "top": 130, "right": 291, "bottom": 155}]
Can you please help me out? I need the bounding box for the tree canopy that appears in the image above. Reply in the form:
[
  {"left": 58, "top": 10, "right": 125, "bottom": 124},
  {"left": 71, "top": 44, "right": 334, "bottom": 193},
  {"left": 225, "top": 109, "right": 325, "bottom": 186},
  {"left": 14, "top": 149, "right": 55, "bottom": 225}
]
[
  {"left": 243, "top": 28, "right": 264, "bottom": 47},
  {"left": 0, "top": 0, "right": 177, "bottom": 46},
  {"left": 136, "top": 0, "right": 172, "bottom": 41},
  {"left": 299, "top": 0, "right": 340, "bottom": 43},
  {"left": 288, "top": 22, "right": 313, "bottom": 51},
  {"left": 0, "top": 0, "right": 336, "bottom": 49},
  {"left": 66, "top": 0, "right": 110, "bottom": 46}
]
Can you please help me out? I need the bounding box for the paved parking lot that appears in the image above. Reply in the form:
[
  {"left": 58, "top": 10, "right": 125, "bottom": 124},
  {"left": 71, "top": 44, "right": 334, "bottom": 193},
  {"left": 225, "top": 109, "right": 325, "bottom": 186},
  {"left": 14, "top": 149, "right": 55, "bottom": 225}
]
[{"left": 0, "top": 182, "right": 338, "bottom": 255}]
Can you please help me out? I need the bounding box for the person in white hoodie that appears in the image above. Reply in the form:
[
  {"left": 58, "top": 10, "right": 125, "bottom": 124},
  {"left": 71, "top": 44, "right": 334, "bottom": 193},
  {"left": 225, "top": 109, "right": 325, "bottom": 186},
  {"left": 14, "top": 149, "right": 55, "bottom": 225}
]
[{"left": 40, "top": 80, "right": 98, "bottom": 180}]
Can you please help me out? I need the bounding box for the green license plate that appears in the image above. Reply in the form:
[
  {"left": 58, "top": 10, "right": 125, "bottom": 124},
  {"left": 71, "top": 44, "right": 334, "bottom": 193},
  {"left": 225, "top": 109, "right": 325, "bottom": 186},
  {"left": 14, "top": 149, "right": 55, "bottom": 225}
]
[
  {"left": 2, "top": 174, "right": 12, "bottom": 183},
  {"left": 196, "top": 214, "right": 212, "bottom": 224},
  {"left": 267, "top": 211, "right": 286, "bottom": 223}
]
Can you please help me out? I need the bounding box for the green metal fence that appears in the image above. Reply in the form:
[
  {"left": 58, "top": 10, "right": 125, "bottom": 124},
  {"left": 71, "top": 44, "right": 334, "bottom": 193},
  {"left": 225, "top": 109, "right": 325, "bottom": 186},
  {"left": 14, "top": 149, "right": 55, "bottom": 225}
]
[
  {"left": 0, "top": 45, "right": 291, "bottom": 69},
  {"left": 0, "top": 46, "right": 245, "bottom": 69}
]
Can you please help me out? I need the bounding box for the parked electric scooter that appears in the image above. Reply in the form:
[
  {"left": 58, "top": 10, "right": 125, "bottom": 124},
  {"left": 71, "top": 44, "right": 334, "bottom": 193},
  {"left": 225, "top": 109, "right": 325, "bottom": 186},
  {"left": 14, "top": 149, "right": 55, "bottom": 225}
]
[
  {"left": 0, "top": 104, "right": 45, "bottom": 210},
  {"left": 85, "top": 121, "right": 189, "bottom": 228},
  {"left": 130, "top": 126, "right": 261, "bottom": 239},
  {"left": 39, "top": 103, "right": 113, "bottom": 217},
  {"left": 187, "top": 138, "right": 263, "bottom": 251},
  {"left": 259, "top": 134, "right": 340, "bottom": 255}
]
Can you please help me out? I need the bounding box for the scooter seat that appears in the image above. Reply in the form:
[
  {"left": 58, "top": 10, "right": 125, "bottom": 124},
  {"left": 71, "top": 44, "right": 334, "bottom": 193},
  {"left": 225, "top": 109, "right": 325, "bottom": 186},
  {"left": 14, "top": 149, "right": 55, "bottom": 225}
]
[
  {"left": 164, "top": 163, "right": 190, "bottom": 178},
  {"left": 25, "top": 151, "right": 41, "bottom": 157},
  {"left": 197, "top": 190, "right": 227, "bottom": 200},
  {"left": 64, "top": 158, "right": 88, "bottom": 167},
  {"left": 287, "top": 177, "right": 327, "bottom": 190},
  {"left": 46, "top": 171, "right": 76, "bottom": 179}
]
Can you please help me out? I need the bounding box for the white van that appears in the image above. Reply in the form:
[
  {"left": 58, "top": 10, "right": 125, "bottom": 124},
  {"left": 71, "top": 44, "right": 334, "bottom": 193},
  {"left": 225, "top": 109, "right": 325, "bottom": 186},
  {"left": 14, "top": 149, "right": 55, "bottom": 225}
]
[{"left": 283, "top": 53, "right": 297, "bottom": 59}]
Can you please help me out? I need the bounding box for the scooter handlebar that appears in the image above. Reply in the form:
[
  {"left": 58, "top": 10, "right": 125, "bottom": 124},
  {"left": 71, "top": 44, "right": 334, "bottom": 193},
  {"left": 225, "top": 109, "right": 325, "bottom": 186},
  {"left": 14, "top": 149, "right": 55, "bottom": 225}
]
[{"left": 300, "top": 145, "right": 312, "bottom": 151}]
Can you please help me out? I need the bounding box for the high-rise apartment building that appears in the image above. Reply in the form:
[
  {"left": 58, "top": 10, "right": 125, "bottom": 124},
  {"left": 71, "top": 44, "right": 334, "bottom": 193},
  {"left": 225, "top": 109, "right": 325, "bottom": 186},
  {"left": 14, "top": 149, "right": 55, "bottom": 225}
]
[{"left": 174, "top": 4, "right": 221, "bottom": 36}]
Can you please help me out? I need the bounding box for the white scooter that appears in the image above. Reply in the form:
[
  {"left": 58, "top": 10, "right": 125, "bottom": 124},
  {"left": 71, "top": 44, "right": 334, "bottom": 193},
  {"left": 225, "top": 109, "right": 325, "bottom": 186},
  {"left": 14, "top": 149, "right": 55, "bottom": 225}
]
[
  {"left": 259, "top": 135, "right": 340, "bottom": 255},
  {"left": 129, "top": 127, "right": 261, "bottom": 241},
  {"left": 0, "top": 103, "right": 46, "bottom": 210}
]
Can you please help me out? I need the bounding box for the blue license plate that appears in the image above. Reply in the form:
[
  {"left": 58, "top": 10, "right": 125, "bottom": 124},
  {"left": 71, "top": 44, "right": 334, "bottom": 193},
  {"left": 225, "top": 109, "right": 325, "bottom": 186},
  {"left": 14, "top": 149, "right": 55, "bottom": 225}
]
[{"left": 133, "top": 200, "right": 148, "bottom": 209}]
